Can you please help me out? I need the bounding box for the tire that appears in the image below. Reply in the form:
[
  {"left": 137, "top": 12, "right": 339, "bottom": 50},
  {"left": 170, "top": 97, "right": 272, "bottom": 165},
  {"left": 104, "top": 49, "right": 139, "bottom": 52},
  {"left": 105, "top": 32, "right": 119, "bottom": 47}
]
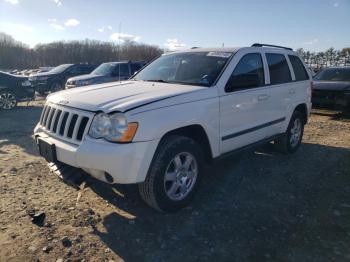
[
  {"left": 275, "top": 111, "right": 305, "bottom": 154},
  {"left": 0, "top": 90, "right": 17, "bottom": 110},
  {"left": 138, "top": 135, "right": 203, "bottom": 212}
]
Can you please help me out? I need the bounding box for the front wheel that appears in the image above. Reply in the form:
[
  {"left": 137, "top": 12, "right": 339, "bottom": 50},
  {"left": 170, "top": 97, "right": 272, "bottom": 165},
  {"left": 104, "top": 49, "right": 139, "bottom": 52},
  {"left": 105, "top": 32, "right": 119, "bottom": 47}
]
[
  {"left": 0, "top": 90, "right": 17, "bottom": 110},
  {"left": 138, "top": 135, "right": 203, "bottom": 212},
  {"left": 275, "top": 111, "right": 305, "bottom": 154}
]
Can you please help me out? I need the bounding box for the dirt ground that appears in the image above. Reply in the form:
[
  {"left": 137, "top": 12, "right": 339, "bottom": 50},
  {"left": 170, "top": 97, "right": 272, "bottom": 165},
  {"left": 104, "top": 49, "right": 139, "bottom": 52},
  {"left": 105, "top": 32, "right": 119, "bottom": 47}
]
[{"left": 0, "top": 101, "right": 350, "bottom": 262}]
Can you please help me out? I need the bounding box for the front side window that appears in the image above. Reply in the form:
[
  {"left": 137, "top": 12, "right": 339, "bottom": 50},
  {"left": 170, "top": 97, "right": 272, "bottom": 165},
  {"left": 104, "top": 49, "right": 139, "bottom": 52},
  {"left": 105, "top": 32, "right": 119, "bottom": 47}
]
[
  {"left": 49, "top": 64, "right": 73, "bottom": 74},
  {"left": 225, "top": 53, "right": 265, "bottom": 92},
  {"left": 91, "top": 63, "right": 115, "bottom": 76},
  {"left": 266, "top": 53, "right": 292, "bottom": 85},
  {"left": 288, "top": 55, "right": 309, "bottom": 81},
  {"left": 133, "top": 51, "right": 233, "bottom": 87},
  {"left": 113, "top": 64, "right": 129, "bottom": 77},
  {"left": 67, "top": 66, "right": 81, "bottom": 74}
]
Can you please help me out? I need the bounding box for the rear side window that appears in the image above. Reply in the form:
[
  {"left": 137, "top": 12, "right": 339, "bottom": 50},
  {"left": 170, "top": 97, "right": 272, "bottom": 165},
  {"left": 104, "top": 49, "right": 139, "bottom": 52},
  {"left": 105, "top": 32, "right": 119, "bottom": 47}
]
[
  {"left": 266, "top": 53, "right": 292, "bottom": 85},
  {"left": 67, "top": 66, "right": 80, "bottom": 74},
  {"left": 288, "top": 55, "right": 309, "bottom": 81},
  {"left": 82, "top": 65, "right": 95, "bottom": 74},
  {"left": 225, "top": 53, "right": 265, "bottom": 92},
  {"left": 130, "top": 63, "right": 142, "bottom": 74}
]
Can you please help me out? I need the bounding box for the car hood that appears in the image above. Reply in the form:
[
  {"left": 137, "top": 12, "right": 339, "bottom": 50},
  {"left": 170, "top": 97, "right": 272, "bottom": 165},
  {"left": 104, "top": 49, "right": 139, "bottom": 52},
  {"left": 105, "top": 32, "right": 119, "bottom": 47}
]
[
  {"left": 30, "top": 72, "right": 58, "bottom": 78},
  {"left": 47, "top": 80, "right": 206, "bottom": 112},
  {"left": 67, "top": 74, "right": 103, "bottom": 82},
  {"left": 313, "top": 81, "right": 350, "bottom": 91}
]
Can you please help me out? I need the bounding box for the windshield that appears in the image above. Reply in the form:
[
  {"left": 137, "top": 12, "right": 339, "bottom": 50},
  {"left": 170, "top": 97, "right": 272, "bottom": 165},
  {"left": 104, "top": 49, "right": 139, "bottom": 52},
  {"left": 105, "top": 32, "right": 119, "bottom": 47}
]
[
  {"left": 314, "top": 68, "right": 350, "bottom": 81},
  {"left": 133, "top": 51, "right": 233, "bottom": 87},
  {"left": 91, "top": 63, "right": 115, "bottom": 75},
  {"left": 49, "top": 64, "right": 73, "bottom": 74}
]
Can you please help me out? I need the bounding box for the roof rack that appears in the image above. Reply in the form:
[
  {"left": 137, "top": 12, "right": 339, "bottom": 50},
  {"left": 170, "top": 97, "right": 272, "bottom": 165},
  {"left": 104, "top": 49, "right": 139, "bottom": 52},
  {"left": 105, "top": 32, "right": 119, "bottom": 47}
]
[{"left": 251, "top": 43, "right": 293, "bottom": 51}]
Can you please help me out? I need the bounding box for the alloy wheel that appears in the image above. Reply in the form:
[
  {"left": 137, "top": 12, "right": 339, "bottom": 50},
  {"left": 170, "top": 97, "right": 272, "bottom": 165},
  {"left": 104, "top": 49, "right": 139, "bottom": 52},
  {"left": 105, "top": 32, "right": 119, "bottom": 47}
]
[
  {"left": 164, "top": 152, "right": 198, "bottom": 201},
  {"left": 290, "top": 118, "right": 302, "bottom": 147},
  {"left": 0, "top": 92, "right": 17, "bottom": 110}
]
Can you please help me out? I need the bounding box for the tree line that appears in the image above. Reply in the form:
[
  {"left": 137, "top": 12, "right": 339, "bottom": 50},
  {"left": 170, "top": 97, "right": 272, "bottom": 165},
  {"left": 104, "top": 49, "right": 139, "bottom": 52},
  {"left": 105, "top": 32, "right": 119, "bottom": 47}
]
[
  {"left": 296, "top": 47, "right": 350, "bottom": 69},
  {"left": 1, "top": 32, "right": 350, "bottom": 70},
  {"left": 0, "top": 32, "right": 163, "bottom": 70}
]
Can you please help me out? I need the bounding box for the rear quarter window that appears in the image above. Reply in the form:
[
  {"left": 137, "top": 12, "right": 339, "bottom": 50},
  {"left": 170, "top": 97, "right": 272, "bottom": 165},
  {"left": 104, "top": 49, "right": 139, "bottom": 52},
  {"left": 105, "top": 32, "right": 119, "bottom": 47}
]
[
  {"left": 266, "top": 53, "right": 292, "bottom": 85},
  {"left": 288, "top": 55, "right": 309, "bottom": 81}
]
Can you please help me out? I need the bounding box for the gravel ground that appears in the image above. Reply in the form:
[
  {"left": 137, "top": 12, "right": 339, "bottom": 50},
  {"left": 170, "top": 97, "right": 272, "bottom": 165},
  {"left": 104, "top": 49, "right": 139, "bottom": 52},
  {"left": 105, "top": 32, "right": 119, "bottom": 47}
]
[{"left": 0, "top": 102, "right": 350, "bottom": 262}]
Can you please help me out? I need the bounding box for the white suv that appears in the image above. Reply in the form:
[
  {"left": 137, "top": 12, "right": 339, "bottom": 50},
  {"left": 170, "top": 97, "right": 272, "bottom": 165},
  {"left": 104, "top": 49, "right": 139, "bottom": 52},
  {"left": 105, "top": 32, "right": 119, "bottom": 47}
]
[{"left": 34, "top": 44, "right": 312, "bottom": 212}]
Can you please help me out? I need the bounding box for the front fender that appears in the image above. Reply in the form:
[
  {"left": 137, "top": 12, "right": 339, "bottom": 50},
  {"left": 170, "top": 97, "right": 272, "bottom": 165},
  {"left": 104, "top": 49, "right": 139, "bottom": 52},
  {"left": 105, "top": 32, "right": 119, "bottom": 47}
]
[{"left": 128, "top": 96, "right": 221, "bottom": 158}]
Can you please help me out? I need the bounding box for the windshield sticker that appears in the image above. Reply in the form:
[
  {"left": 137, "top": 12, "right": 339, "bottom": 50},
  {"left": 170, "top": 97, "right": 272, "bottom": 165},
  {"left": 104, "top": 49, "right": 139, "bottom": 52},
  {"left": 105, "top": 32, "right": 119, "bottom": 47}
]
[{"left": 207, "top": 51, "right": 232, "bottom": 58}]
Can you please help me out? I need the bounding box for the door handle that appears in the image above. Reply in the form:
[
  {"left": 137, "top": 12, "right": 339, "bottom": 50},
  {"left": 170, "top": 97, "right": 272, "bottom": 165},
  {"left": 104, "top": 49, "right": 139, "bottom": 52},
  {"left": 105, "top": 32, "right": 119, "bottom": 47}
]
[
  {"left": 258, "top": 94, "right": 269, "bottom": 101},
  {"left": 289, "top": 88, "right": 296, "bottom": 94}
]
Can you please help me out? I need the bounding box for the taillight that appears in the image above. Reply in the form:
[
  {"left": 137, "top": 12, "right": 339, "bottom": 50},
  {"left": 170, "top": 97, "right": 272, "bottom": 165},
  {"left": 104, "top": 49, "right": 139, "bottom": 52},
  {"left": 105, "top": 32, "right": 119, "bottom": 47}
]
[{"left": 307, "top": 81, "right": 313, "bottom": 99}]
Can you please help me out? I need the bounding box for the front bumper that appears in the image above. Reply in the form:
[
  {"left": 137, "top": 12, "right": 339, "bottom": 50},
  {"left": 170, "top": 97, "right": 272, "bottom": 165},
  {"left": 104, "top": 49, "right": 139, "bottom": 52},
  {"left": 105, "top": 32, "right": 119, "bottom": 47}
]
[{"left": 34, "top": 128, "right": 159, "bottom": 184}]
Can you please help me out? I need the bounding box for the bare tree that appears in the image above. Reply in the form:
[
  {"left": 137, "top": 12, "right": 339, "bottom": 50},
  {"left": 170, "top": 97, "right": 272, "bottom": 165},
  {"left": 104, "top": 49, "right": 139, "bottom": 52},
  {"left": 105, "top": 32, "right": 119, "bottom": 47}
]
[{"left": 0, "top": 32, "right": 163, "bottom": 70}]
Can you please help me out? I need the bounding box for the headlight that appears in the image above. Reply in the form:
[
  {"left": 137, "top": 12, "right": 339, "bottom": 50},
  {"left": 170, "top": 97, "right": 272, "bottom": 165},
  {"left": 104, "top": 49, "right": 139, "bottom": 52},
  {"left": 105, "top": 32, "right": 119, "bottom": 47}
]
[
  {"left": 38, "top": 76, "right": 49, "bottom": 81},
  {"left": 89, "top": 112, "right": 138, "bottom": 143},
  {"left": 21, "top": 80, "right": 31, "bottom": 87}
]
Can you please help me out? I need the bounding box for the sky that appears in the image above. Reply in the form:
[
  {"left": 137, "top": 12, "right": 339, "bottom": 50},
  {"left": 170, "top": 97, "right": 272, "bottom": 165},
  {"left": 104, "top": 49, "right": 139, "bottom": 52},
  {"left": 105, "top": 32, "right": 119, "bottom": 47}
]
[{"left": 0, "top": 0, "right": 349, "bottom": 51}]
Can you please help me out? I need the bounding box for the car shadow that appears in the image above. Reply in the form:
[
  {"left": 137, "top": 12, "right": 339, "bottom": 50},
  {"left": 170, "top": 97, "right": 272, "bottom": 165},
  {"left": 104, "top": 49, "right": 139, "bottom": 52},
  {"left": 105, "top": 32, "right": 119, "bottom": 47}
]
[
  {"left": 0, "top": 105, "right": 42, "bottom": 156},
  {"left": 312, "top": 107, "right": 350, "bottom": 121},
  {"left": 85, "top": 142, "right": 350, "bottom": 261}
]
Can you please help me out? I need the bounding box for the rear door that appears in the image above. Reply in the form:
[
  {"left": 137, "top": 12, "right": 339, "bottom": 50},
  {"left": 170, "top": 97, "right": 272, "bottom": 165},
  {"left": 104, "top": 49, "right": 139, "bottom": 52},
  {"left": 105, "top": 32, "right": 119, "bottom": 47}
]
[
  {"left": 261, "top": 52, "right": 296, "bottom": 135},
  {"left": 286, "top": 54, "right": 311, "bottom": 113}
]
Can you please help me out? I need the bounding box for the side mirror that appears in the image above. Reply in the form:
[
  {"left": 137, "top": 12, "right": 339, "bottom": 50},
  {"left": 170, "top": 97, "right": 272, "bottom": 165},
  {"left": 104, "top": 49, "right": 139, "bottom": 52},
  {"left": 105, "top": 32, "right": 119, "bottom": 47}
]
[{"left": 226, "top": 74, "right": 260, "bottom": 92}]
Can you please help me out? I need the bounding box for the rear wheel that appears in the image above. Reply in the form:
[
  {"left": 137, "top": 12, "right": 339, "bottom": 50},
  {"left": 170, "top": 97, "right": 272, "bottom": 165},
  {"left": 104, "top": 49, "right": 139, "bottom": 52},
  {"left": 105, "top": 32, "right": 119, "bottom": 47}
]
[
  {"left": 275, "top": 111, "right": 304, "bottom": 154},
  {"left": 0, "top": 90, "right": 17, "bottom": 110},
  {"left": 138, "top": 135, "right": 203, "bottom": 212}
]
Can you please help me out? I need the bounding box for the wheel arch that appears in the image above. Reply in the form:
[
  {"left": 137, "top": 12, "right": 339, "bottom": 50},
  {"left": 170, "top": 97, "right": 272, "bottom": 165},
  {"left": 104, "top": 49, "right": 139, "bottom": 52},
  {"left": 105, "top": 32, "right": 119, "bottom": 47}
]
[
  {"left": 294, "top": 103, "right": 308, "bottom": 124},
  {"left": 159, "top": 124, "right": 214, "bottom": 163}
]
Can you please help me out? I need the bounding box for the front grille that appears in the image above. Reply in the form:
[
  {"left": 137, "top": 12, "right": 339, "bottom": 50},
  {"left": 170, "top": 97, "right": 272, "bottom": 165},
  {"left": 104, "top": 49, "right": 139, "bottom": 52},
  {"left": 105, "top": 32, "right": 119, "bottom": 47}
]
[{"left": 39, "top": 103, "right": 93, "bottom": 144}]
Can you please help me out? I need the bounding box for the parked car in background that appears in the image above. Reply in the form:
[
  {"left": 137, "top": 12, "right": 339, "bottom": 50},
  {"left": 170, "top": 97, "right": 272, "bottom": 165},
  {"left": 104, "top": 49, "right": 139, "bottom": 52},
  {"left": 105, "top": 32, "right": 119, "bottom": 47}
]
[
  {"left": 0, "top": 71, "right": 34, "bottom": 110},
  {"left": 37, "top": 67, "right": 54, "bottom": 74},
  {"left": 312, "top": 67, "right": 350, "bottom": 109},
  {"left": 65, "top": 61, "right": 146, "bottom": 89},
  {"left": 29, "top": 64, "right": 96, "bottom": 95},
  {"left": 307, "top": 66, "right": 316, "bottom": 77},
  {"left": 34, "top": 44, "right": 312, "bottom": 211}
]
